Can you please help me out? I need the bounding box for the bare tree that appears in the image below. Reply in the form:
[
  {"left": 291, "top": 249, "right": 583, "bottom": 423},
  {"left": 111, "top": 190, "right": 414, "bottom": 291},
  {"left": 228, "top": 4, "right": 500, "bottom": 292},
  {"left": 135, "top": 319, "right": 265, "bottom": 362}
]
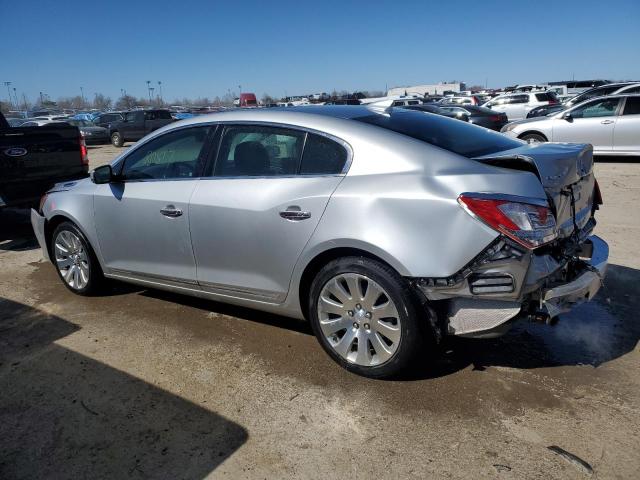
[
  {"left": 261, "top": 93, "right": 275, "bottom": 104},
  {"left": 114, "top": 95, "right": 136, "bottom": 110},
  {"left": 93, "top": 93, "right": 112, "bottom": 111}
]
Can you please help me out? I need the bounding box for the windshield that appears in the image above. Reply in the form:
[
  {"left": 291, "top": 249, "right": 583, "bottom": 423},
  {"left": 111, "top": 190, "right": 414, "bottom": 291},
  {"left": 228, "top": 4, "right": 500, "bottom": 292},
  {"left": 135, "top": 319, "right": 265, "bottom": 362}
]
[{"left": 354, "top": 109, "right": 522, "bottom": 158}]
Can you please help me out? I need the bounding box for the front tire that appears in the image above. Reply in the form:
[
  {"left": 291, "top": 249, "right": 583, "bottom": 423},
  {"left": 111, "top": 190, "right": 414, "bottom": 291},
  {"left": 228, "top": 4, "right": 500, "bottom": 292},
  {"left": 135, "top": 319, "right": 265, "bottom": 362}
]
[
  {"left": 519, "top": 132, "right": 547, "bottom": 144},
  {"left": 111, "top": 131, "right": 124, "bottom": 147},
  {"left": 308, "top": 256, "right": 427, "bottom": 378},
  {"left": 51, "top": 221, "right": 104, "bottom": 296}
]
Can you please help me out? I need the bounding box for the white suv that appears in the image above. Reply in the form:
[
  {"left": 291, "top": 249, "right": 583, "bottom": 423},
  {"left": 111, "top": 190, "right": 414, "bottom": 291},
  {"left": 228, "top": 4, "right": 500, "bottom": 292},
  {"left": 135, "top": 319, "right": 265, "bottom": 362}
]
[{"left": 483, "top": 91, "right": 559, "bottom": 120}]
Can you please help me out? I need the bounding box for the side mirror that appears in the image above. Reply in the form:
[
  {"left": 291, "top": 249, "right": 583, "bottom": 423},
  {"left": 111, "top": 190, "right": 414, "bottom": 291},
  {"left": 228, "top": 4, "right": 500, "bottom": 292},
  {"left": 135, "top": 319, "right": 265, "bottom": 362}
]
[
  {"left": 562, "top": 112, "right": 573, "bottom": 121},
  {"left": 91, "top": 164, "right": 113, "bottom": 184}
]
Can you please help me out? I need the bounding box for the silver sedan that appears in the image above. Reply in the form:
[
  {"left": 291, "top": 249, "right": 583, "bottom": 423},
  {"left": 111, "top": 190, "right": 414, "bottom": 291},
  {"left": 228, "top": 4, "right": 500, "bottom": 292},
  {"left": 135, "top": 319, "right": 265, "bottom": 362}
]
[
  {"left": 31, "top": 106, "right": 608, "bottom": 378},
  {"left": 503, "top": 94, "right": 640, "bottom": 156}
]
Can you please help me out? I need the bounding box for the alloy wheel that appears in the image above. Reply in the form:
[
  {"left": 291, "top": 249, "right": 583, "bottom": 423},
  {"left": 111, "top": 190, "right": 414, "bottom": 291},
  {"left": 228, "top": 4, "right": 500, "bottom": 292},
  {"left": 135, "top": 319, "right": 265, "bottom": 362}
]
[
  {"left": 317, "top": 273, "right": 401, "bottom": 367},
  {"left": 54, "top": 230, "right": 90, "bottom": 290}
]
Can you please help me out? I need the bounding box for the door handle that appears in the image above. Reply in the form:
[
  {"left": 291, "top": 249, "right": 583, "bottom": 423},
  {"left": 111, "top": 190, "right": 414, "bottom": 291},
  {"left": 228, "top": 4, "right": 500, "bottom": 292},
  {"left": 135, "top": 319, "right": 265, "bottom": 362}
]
[
  {"left": 279, "top": 207, "right": 311, "bottom": 221},
  {"left": 600, "top": 120, "right": 614, "bottom": 125},
  {"left": 160, "top": 205, "right": 183, "bottom": 217}
]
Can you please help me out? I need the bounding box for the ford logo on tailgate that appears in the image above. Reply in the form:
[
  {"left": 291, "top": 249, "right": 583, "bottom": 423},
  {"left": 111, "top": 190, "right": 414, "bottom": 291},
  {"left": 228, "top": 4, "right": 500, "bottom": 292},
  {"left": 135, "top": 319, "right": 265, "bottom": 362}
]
[{"left": 3, "top": 147, "right": 28, "bottom": 157}]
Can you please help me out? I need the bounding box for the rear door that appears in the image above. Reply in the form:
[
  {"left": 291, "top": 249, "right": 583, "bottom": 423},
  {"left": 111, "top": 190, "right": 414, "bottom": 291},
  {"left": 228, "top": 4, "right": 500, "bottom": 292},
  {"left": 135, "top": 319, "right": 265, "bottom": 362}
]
[
  {"left": 94, "top": 125, "right": 214, "bottom": 282},
  {"left": 613, "top": 97, "right": 640, "bottom": 153},
  {"left": 123, "top": 111, "right": 145, "bottom": 140},
  {"left": 552, "top": 97, "right": 620, "bottom": 152},
  {"left": 189, "top": 124, "right": 348, "bottom": 302}
]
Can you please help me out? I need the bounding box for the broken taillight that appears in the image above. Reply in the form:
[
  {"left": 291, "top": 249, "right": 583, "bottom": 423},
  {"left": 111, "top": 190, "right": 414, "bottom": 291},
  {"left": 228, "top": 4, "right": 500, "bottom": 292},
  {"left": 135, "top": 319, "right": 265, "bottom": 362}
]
[{"left": 458, "top": 193, "right": 557, "bottom": 249}]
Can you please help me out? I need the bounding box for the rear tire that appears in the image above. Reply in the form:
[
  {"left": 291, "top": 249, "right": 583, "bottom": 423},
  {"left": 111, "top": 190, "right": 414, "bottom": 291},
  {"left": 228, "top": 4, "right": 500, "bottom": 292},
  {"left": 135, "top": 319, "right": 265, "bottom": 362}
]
[
  {"left": 308, "top": 256, "right": 429, "bottom": 378},
  {"left": 111, "top": 131, "right": 124, "bottom": 147},
  {"left": 519, "top": 133, "right": 547, "bottom": 144},
  {"left": 50, "top": 221, "right": 104, "bottom": 296}
]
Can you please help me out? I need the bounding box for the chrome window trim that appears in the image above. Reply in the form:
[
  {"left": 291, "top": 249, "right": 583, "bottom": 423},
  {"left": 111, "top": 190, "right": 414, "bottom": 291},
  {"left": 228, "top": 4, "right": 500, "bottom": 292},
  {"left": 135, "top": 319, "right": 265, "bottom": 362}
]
[{"left": 111, "top": 120, "right": 354, "bottom": 180}]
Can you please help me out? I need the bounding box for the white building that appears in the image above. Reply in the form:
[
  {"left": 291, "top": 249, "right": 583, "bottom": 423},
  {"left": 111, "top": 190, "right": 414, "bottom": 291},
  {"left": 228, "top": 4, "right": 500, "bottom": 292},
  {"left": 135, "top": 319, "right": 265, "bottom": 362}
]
[{"left": 386, "top": 82, "right": 465, "bottom": 97}]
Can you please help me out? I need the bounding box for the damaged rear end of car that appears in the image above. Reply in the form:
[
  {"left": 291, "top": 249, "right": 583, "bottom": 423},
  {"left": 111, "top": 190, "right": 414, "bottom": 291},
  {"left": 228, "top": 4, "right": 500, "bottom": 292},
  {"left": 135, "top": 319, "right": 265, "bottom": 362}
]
[{"left": 414, "top": 142, "right": 607, "bottom": 338}]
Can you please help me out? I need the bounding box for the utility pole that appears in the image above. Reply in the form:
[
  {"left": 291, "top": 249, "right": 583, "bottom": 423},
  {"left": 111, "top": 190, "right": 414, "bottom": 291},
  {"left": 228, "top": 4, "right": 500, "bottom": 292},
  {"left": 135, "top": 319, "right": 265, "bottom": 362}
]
[{"left": 3, "top": 82, "right": 12, "bottom": 108}]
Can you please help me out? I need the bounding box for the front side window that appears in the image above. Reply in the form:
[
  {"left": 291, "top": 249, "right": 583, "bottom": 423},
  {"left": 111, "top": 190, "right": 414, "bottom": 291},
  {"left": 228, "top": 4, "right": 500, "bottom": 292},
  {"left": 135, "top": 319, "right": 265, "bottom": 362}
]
[
  {"left": 623, "top": 97, "right": 640, "bottom": 115},
  {"left": 120, "top": 126, "right": 211, "bottom": 180},
  {"left": 125, "top": 112, "right": 140, "bottom": 122},
  {"left": 571, "top": 98, "right": 620, "bottom": 118},
  {"left": 214, "top": 125, "right": 305, "bottom": 177},
  {"left": 300, "top": 133, "right": 348, "bottom": 175}
]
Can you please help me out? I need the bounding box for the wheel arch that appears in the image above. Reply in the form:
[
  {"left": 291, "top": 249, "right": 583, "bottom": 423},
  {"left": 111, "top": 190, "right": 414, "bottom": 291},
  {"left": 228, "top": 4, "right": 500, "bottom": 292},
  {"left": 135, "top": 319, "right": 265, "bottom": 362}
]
[
  {"left": 297, "top": 246, "right": 404, "bottom": 319},
  {"left": 517, "top": 130, "right": 548, "bottom": 142},
  {"left": 44, "top": 214, "right": 98, "bottom": 264}
]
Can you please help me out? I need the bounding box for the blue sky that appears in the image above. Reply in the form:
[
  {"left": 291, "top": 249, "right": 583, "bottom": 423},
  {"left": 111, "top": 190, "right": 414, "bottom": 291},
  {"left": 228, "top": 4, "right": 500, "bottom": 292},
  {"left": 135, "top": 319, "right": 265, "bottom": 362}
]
[{"left": 1, "top": 0, "right": 639, "bottom": 103}]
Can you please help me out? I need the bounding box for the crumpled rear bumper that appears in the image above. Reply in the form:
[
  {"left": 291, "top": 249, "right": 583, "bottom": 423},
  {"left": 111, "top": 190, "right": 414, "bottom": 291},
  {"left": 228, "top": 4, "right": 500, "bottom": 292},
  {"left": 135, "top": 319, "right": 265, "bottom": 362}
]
[{"left": 540, "top": 235, "right": 608, "bottom": 318}]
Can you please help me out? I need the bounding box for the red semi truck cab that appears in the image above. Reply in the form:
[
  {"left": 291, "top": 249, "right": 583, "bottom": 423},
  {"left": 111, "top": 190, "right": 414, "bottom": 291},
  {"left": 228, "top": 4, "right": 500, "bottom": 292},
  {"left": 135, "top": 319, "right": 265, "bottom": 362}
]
[{"left": 239, "top": 93, "right": 258, "bottom": 107}]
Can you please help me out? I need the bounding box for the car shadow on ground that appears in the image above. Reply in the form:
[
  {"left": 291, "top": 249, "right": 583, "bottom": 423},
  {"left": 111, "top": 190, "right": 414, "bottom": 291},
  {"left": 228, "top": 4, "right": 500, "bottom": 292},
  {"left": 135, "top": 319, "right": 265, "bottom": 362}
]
[
  {"left": 139, "top": 263, "right": 639, "bottom": 381},
  {"left": 0, "top": 208, "right": 38, "bottom": 252},
  {"left": 0, "top": 297, "right": 248, "bottom": 479}
]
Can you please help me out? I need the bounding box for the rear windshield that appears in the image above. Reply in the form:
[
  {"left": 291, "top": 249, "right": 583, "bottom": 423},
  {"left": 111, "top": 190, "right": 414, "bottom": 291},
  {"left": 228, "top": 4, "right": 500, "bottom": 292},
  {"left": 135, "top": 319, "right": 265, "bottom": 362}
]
[{"left": 354, "top": 109, "right": 521, "bottom": 158}]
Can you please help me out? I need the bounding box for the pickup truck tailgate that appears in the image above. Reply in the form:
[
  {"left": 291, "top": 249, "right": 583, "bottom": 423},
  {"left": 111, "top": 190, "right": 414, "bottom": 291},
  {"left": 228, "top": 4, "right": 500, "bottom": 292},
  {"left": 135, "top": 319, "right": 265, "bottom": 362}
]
[{"left": 0, "top": 124, "right": 88, "bottom": 206}]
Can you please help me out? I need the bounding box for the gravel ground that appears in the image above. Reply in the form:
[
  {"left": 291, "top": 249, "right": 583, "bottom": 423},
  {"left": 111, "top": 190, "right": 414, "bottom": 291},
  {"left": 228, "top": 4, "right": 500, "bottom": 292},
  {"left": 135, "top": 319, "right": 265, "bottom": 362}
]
[{"left": 0, "top": 145, "right": 638, "bottom": 479}]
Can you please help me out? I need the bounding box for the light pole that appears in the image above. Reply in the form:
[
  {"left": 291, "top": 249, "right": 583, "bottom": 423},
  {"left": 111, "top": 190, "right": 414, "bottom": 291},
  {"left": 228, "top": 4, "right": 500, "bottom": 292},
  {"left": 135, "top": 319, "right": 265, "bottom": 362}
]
[
  {"left": 80, "top": 86, "right": 85, "bottom": 107},
  {"left": 146, "top": 80, "right": 151, "bottom": 103},
  {"left": 157, "top": 81, "right": 163, "bottom": 105},
  {"left": 238, "top": 84, "right": 242, "bottom": 96},
  {"left": 13, "top": 87, "right": 18, "bottom": 110},
  {"left": 39, "top": 91, "right": 44, "bottom": 105},
  {"left": 3, "top": 82, "right": 12, "bottom": 109},
  {"left": 149, "top": 87, "right": 155, "bottom": 105}
]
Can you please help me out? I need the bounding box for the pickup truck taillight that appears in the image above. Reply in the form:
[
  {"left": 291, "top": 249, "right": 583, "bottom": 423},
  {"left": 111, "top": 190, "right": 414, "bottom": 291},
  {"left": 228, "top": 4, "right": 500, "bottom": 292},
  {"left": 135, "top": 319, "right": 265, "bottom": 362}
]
[
  {"left": 458, "top": 194, "right": 557, "bottom": 249},
  {"left": 79, "top": 135, "right": 89, "bottom": 166}
]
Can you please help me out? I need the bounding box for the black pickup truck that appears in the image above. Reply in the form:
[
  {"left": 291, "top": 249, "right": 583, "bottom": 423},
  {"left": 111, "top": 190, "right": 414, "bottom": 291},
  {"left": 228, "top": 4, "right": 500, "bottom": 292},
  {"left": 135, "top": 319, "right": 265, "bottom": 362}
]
[
  {"left": 0, "top": 111, "right": 89, "bottom": 208},
  {"left": 107, "top": 109, "right": 174, "bottom": 147}
]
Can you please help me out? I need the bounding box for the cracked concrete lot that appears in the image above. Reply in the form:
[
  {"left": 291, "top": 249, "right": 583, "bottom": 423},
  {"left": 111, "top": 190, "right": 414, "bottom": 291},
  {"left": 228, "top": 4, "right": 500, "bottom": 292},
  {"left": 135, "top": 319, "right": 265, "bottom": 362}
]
[{"left": 1, "top": 145, "right": 639, "bottom": 479}]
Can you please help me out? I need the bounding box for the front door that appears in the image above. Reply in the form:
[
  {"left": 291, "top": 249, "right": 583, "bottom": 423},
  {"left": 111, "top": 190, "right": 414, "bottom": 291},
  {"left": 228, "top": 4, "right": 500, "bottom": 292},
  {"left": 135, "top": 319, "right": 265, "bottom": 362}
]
[
  {"left": 189, "top": 124, "right": 348, "bottom": 302},
  {"left": 552, "top": 97, "right": 620, "bottom": 152},
  {"left": 94, "top": 125, "right": 214, "bottom": 283}
]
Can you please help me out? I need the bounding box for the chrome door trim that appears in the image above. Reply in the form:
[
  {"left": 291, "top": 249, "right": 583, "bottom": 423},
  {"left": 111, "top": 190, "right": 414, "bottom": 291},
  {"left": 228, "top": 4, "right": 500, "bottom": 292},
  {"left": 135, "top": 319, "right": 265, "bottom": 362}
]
[
  {"left": 107, "top": 267, "right": 199, "bottom": 286},
  {"left": 199, "top": 280, "right": 285, "bottom": 303}
]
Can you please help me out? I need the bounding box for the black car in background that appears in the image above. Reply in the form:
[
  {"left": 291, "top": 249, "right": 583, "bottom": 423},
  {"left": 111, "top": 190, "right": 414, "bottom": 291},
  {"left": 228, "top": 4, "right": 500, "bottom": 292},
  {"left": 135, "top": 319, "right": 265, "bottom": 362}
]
[
  {"left": 66, "top": 119, "right": 110, "bottom": 145},
  {"left": 438, "top": 105, "right": 508, "bottom": 130},
  {"left": 526, "top": 104, "right": 566, "bottom": 118},
  {"left": 401, "top": 104, "right": 469, "bottom": 121},
  {"left": 92, "top": 112, "right": 124, "bottom": 129},
  {"left": 105, "top": 109, "right": 174, "bottom": 147}
]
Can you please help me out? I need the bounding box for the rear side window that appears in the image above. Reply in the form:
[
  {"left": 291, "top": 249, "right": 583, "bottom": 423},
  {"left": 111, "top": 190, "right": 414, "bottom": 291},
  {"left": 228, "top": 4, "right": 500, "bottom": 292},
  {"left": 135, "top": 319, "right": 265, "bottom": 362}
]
[
  {"left": 511, "top": 95, "right": 529, "bottom": 104},
  {"left": 215, "top": 125, "right": 305, "bottom": 177},
  {"left": 300, "top": 134, "right": 348, "bottom": 175},
  {"left": 535, "top": 92, "right": 557, "bottom": 102},
  {"left": 572, "top": 98, "right": 619, "bottom": 118},
  {"left": 623, "top": 97, "right": 640, "bottom": 115},
  {"left": 354, "top": 109, "right": 522, "bottom": 158}
]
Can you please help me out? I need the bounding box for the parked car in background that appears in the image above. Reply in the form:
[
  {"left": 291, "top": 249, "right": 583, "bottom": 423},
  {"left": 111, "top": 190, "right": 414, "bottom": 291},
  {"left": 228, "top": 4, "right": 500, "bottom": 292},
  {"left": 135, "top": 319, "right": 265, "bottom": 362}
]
[
  {"left": 92, "top": 112, "right": 124, "bottom": 129},
  {"left": 440, "top": 95, "right": 482, "bottom": 106},
  {"left": 32, "top": 106, "right": 607, "bottom": 378},
  {"left": 402, "top": 104, "right": 468, "bottom": 121},
  {"left": 483, "top": 91, "right": 559, "bottom": 120},
  {"left": 612, "top": 83, "right": 640, "bottom": 95},
  {"left": 106, "top": 109, "right": 174, "bottom": 147},
  {"left": 0, "top": 111, "right": 88, "bottom": 208},
  {"left": 19, "top": 119, "right": 64, "bottom": 126},
  {"left": 6, "top": 117, "right": 27, "bottom": 127},
  {"left": 526, "top": 104, "right": 567, "bottom": 118},
  {"left": 438, "top": 105, "right": 508, "bottom": 130},
  {"left": 502, "top": 94, "right": 640, "bottom": 156},
  {"left": 65, "top": 119, "right": 110, "bottom": 145},
  {"left": 563, "top": 82, "right": 639, "bottom": 109}
]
